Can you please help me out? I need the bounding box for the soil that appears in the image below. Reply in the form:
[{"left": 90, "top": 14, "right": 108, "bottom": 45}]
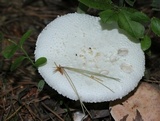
[{"left": 0, "top": 0, "right": 160, "bottom": 121}]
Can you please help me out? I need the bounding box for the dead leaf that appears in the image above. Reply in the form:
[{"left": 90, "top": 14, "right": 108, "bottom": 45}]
[
  {"left": 120, "top": 114, "right": 128, "bottom": 121},
  {"left": 133, "top": 110, "right": 144, "bottom": 121}
]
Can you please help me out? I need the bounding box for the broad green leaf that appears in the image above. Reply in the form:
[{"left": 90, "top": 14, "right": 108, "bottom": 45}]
[
  {"left": 37, "top": 80, "right": 45, "bottom": 92},
  {"left": 151, "top": 17, "right": 160, "bottom": 36},
  {"left": 122, "top": 7, "right": 138, "bottom": 13},
  {"left": 131, "top": 12, "right": 150, "bottom": 23},
  {"left": 152, "top": 0, "right": 160, "bottom": 11},
  {"left": 141, "top": 35, "right": 151, "bottom": 51},
  {"left": 10, "top": 56, "right": 26, "bottom": 71},
  {"left": 118, "top": 9, "right": 145, "bottom": 39},
  {"left": 77, "top": 2, "right": 88, "bottom": 13},
  {"left": 125, "top": 0, "right": 136, "bottom": 6},
  {"left": 35, "top": 57, "right": 47, "bottom": 67},
  {"left": 2, "top": 43, "right": 18, "bottom": 59},
  {"left": 19, "top": 30, "right": 32, "bottom": 47},
  {"left": 152, "top": 8, "right": 160, "bottom": 11},
  {"left": 99, "top": 9, "right": 118, "bottom": 23},
  {"left": 119, "top": 0, "right": 125, "bottom": 7},
  {"left": 79, "top": 0, "right": 113, "bottom": 10}
]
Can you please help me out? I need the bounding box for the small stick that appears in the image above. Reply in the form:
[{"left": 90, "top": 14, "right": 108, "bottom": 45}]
[{"left": 41, "top": 102, "right": 64, "bottom": 121}]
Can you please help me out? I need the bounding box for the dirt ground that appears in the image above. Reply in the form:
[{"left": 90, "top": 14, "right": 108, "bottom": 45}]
[{"left": 0, "top": 0, "right": 160, "bottom": 121}]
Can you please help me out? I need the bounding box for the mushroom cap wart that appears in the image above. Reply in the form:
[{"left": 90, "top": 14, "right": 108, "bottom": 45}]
[{"left": 34, "top": 13, "right": 145, "bottom": 102}]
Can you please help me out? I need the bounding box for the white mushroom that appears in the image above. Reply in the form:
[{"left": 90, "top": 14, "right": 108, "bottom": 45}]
[
  {"left": 34, "top": 13, "right": 145, "bottom": 102},
  {"left": 73, "top": 111, "right": 86, "bottom": 121}
]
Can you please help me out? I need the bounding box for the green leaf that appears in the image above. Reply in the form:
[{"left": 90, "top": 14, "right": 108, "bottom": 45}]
[
  {"left": 131, "top": 12, "right": 150, "bottom": 23},
  {"left": 125, "top": 0, "right": 136, "bottom": 6},
  {"left": 99, "top": 9, "right": 118, "bottom": 23},
  {"left": 141, "top": 35, "right": 151, "bottom": 51},
  {"left": 152, "top": 8, "right": 160, "bottom": 11},
  {"left": 118, "top": 9, "right": 145, "bottom": 39},
  {"left": 119, "top": 0, "right": 125, "bottom": 7},
  {"left": 77, "top": 2, "right": 88, "bottom": 13},
  {"left": 122, "top": 7, "right": 138, "bottom": 13},
  {"left": 19, "top": 30, "right": 32, "bottom": 47},
  {"left": 152, "top": 0, "right": 160, "bottom": 11},
  {"left": 37, "top": 80, "right": 45, "bottom": 92},
  {"left": 151, "top": 17, "right": 160, "bottom": 36},
  {"left": 10, "top": 56, "right": 26, "bottom": 71},
  {"left": 35, "top": 57, "right": 47, "bottom": 67},
  {"left": 79, "top": 0, "right": 113, "bottom": 10},
  {"left": 2, "top": 43, "right": 18, "bottom": 59}
]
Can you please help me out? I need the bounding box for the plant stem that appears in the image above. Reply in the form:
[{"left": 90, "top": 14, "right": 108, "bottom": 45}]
[{"left": 20, "top": 46, "right": 35, "bottom": 66}]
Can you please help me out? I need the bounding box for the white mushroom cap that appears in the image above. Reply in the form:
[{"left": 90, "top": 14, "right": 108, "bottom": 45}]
[{"left": 35, "top": 13, "right": 145, "bottom": 103}]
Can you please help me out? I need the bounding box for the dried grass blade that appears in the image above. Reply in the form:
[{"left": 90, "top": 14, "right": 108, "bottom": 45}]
[
  {"left": 71, "top": 71, "right": 114, "bottom": 93},
  {"left": 62, "top": 68, "right": 91, "bottom": 117},
  {"left": 63, "top": 66, "right": 120, "bottom": 81}
]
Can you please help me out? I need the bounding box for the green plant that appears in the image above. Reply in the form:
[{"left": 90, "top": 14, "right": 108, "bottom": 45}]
[
  {"left": 152, "top": 0, "right": 160, "bottom": 11},
  {"left": 1, "top": 30, "right": 47, "bottom": 91},
  {"left": 78, "top": 0, "right": 160, "bottom": 51}
]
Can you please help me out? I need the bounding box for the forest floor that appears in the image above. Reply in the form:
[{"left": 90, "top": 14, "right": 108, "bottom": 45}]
[{"left": 0, "top": 0, "right": 160, "bottom": 121}]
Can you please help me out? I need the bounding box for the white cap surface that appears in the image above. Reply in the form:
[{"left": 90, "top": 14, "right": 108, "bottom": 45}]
[{"left": 35, "top": 13, "right": 145, "bottom": 102}]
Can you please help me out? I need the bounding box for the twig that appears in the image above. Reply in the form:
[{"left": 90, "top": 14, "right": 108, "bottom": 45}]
[
  {"left": 5, "top": 105, "right": 23, "bottom": 121},
  {"left": 24, "top": 104, "right": 43, "bottom": 121},
  {"left": 144, "top": 79, "right": 160, "bottom": 84},
  {"left": 41, "top": 102, "right": 64, "bottom": 121}
]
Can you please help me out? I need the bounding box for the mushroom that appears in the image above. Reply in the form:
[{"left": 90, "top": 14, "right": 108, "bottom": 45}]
[
  {"left": 34, "top": 13, "right": 145, "bottom": 103},
  {"left": 110, "top": 82, "right": 160, "bottom": 121},
  {"left": 73, "top": 111, "right": 86, "bottom": 121}
]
